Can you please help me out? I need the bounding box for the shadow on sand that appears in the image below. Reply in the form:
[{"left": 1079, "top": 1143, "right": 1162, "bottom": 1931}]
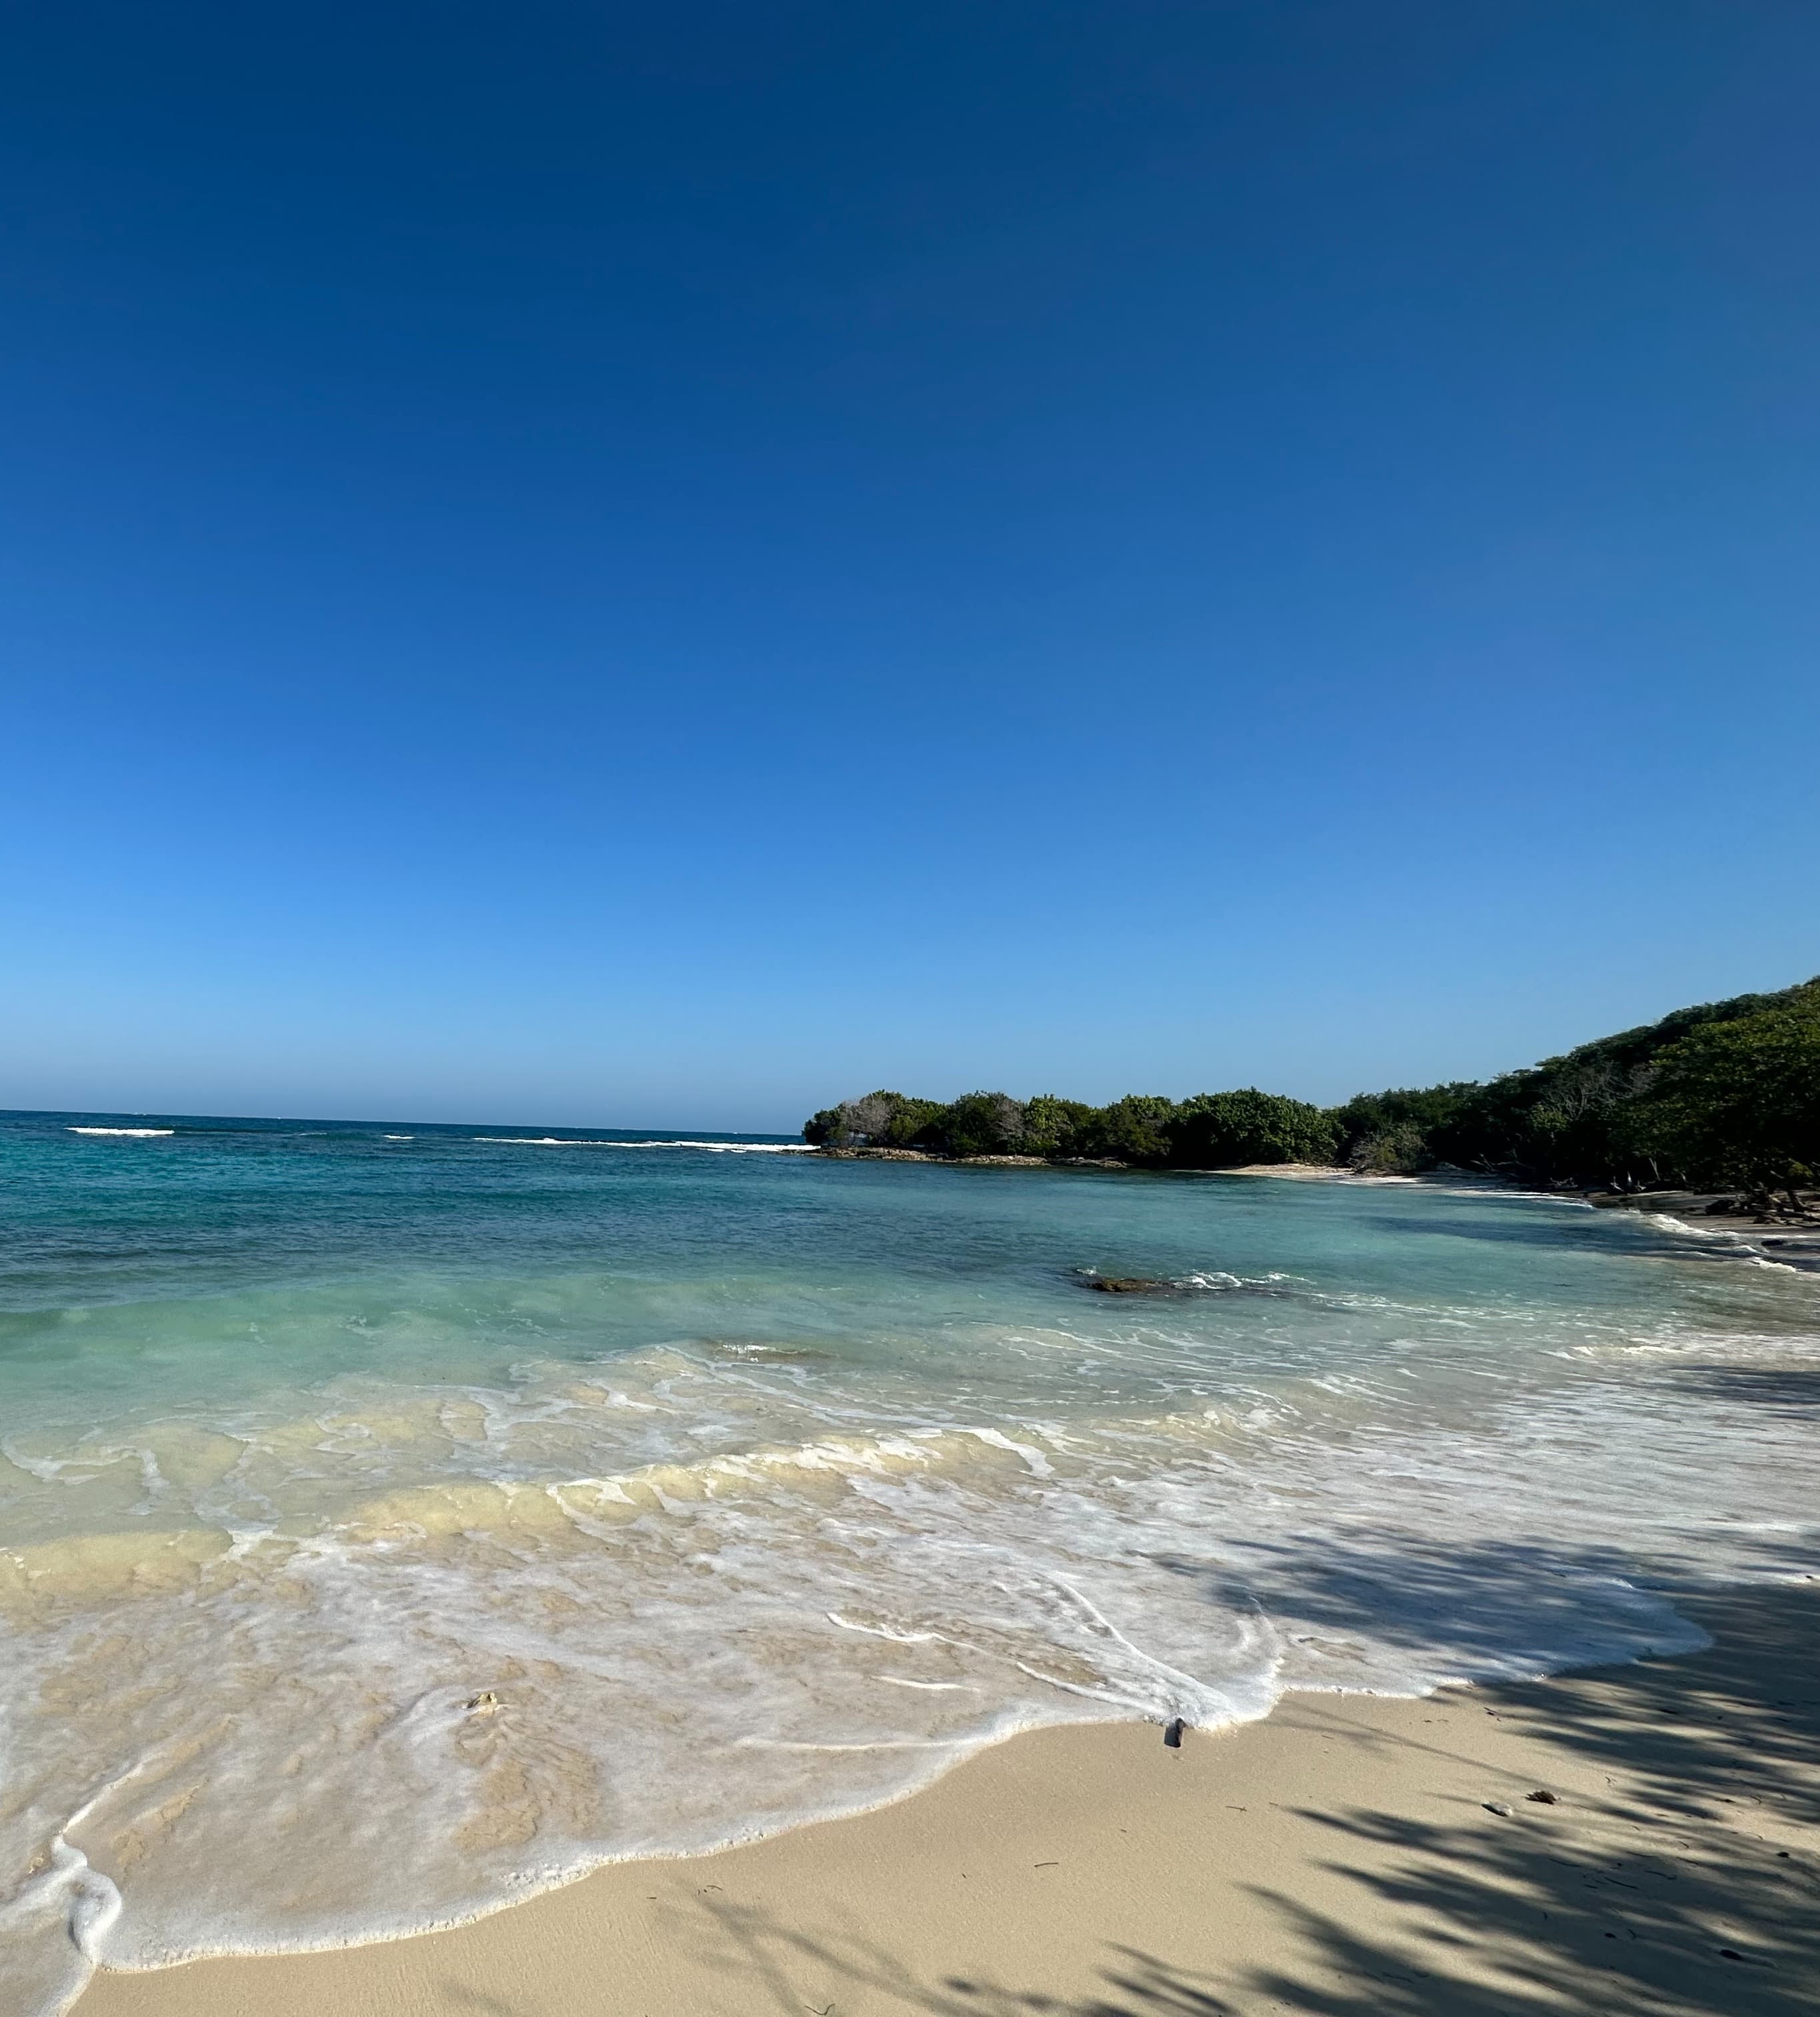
[{"left": 676, "top": 1578, "right": 1819, "bottom": 2017}]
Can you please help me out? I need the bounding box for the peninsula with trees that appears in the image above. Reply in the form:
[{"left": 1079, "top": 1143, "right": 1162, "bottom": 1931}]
[{"left": 804, "top": 975, "right": 1820, "bottom": 1221}]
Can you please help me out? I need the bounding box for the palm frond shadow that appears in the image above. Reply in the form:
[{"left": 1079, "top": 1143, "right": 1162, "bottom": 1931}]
[
  {"left": 677, "top": 1579, "right": 1819, "bottom": 2017},
  {"left": 688, "top": 1899, "right": 1233, "bottom": 2015}
]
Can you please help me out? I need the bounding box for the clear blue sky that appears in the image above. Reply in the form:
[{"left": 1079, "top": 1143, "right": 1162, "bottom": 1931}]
[{"left": 3, "top": 2, "right": 1815, "bottom": 1129}]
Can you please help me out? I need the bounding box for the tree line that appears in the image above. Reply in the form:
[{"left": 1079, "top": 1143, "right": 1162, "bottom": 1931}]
[{"left": 804, "top": 974, "right": 1820, "bottom": 1207}]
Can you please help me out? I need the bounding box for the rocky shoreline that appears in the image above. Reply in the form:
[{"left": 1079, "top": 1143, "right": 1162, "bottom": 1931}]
[
  {"left": 1586, "top": 1187, "right": 1820, "bottom": 1271},
  {"left": 1586, "top": 1184, "right": 1819, "bottom": 1226},
  {"left": 813, "top": 1146, "right": 1131, "bottom": 1169}
]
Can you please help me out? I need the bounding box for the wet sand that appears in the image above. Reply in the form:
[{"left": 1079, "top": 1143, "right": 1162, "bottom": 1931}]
[{"left": 82, "top": 1583, "right": 1819, "bottom": 2017}]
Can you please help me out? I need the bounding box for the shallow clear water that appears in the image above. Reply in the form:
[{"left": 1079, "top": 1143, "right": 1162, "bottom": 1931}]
[{"left": 3, "top": 1110, "right": 1816, "bottom": 2012}]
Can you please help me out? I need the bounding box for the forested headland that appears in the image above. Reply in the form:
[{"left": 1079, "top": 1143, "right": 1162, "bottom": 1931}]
[{"left": 804, "top": 975, "right": 1820, "bottom": 1210}]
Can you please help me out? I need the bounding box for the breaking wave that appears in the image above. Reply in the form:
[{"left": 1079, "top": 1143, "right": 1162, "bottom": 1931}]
[{"left": 473, "top": 1137, "right": 812, "bottom": 1151}]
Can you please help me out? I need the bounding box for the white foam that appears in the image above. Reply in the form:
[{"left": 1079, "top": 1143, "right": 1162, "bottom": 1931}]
[
  {"left": 0, "top": 1237, "right": 1815, "bottom": 2011},
  {"left": 67, "top": 1127, "right": 173, "bottom": 1138},
  {"left": 735, "top": 1736, "right": 972, "bottom": 1752}
]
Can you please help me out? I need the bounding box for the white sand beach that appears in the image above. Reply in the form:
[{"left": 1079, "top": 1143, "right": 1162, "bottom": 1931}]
[{"left": 83, "top": 1584, "right": 1819, "bottom": 2017}]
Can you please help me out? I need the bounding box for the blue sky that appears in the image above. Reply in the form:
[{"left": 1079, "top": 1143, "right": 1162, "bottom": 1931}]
[{"left": 3, "top": 1, "right": 1816, "bottom": 1129}]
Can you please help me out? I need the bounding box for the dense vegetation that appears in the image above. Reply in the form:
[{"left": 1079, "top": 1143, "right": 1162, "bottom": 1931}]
[
  {"left": 803, "top": 1085, "right": 1343, "bottom": 1170},
  {"left": 1333, "top": 975, "right": 1820, "bottom": 1201},
  {"left": 804, "top": 976, "right": 1820, "bottom": 1205}
]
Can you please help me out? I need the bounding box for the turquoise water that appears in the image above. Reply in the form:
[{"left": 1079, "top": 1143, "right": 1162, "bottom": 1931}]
[{"left": 3, "top": 1111, "right": 1817, "bottom": 2012}]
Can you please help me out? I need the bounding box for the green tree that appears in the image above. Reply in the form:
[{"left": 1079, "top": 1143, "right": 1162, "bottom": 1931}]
[
  {"left": 1346, "top": 1121, "right": 1435, "bottom": 1175},
  {"left": 1330, "top": 1083, "right": 1474, "bottom": 1165},
  {"left": 878, "top": 1097, "right": 947, "bottom": 1147},
  {"left": 800, "top": 975, "right": 1820, "bottom": 1189},
  {"left": 1427, "top": 978, "right": 1820, "bottom": 1185},
  {"left": 802, "top": 1091, "right": 942, "bottom": 1147},
  {"left": 1020, "top": 1095, "right": 1095, "bottom": 1158},
  {"left": 1622, "top": 1006, "right": 1820, "bottom": 1205},
  {"left": 1074, "top": 1096, "right": 1178, "bottom": 1165},
  {"left": 931, "top": 1092, "right": 1029, "bottom": 1157},
  {"left": 1168, "top": 1089, "right": 1340, "bottom": 1168}
]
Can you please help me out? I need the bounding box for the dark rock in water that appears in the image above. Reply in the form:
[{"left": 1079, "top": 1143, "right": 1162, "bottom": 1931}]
[
  {"left": 1088, "top": 1277, "right": 1171, "bottom": 1295},
  {"left": 1163, "top": 1718, "right": 1184, "bottom": 1748}
]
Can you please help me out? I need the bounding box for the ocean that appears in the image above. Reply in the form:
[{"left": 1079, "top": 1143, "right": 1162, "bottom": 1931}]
[{"left": 2, "top": 1109, "right": 1815, "bottom": 2013}]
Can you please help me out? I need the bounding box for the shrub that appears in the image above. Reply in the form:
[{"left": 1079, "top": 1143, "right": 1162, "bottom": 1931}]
[
  {"left": 1074, "top": 1095, "right": 1177, "bottom": 1165},
  {"left": 802, "top": 1091, "right": 943, "bottom": 1148},
  {"left": 930, "top": 1091, "right": 1028, "bottom": 1157},
  {"left": 1348, "top": 1122, "right": 1435, "bottom": 1175},
  {"left": 1020, "top": 1095, "right": 1096, "bottom": 1158},
  {"left": 1169, "top": 1089, "right": 1340, "bottom": 1168}
]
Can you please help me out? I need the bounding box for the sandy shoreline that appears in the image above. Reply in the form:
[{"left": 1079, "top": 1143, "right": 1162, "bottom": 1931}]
[{"left": 82, "top": 1583, "right": 1819, "bottom": 2016}]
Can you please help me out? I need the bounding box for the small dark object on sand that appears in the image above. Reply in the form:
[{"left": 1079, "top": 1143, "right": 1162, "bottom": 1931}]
[
  {"left": 1526, "top": 1788, "right": 1559, "bottom": 1804},
  {"left": 1163, "top": 1718, "right": 1184, "bottom": 1748}
]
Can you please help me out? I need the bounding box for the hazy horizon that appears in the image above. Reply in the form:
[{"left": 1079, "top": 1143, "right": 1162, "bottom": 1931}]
[{"left": 7, "top": 961, "right": 1813, "bottom": 1137}]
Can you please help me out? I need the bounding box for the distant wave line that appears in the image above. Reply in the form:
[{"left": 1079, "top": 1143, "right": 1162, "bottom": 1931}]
[
  {"left": 68, "top": 1127, "right": 175, "bottom": 1138},
  {"left": 473, "top": 1137, "right": 812, "bottom": 1152}
]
